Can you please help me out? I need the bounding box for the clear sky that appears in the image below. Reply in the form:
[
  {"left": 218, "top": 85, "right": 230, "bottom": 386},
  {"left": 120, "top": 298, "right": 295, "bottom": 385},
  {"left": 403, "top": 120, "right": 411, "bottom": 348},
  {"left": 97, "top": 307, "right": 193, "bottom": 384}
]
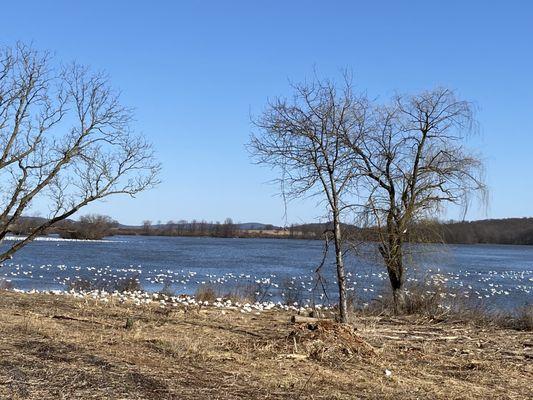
[{"left": 2, "top": 1, "right": 532, "bottom": 225}]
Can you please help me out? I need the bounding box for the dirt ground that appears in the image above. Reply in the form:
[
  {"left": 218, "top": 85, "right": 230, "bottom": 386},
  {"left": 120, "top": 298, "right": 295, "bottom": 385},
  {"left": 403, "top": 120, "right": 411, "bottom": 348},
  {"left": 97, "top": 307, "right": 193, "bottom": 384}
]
[{"left": 0, "top": 291, "right": 531, "bottom": 399}]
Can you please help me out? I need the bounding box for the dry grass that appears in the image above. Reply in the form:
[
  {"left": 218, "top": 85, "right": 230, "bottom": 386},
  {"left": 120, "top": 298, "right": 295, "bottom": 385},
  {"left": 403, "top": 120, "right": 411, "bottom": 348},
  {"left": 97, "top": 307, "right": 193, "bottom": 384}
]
[
  {"left": 195, "top": 282, "right": 269, "bottom": 304},
  {"left": 0, "top": 279, "right": 13, "bottom": 290},
  {"left": 352, "top": 281, "right": 533, "bottom": 332},
  {"left": 67, "top": 275, "right": 143, "bottom": 293},
  {"left": 0, "top": 291, "right": 531, "bottom": 399}
]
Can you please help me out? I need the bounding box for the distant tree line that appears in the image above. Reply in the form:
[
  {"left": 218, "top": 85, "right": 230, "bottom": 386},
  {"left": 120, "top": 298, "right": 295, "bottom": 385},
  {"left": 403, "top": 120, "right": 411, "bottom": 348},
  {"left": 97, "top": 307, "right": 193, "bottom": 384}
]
[
  {"left": 287, "top": 218, "right": 533, "bottom": 245},
  {"left": 8, "top": 216, "right": 250, "bottom": 239},
  {"left": 439, "top": 218, "right": 533, "bottom": 245},
  {"left": 58, "top": 215, "right": 119, "bottom": 240},
  {"left": 8, "top": 216, "right": 533, "bottom": 244},
  {"left": 129, "top": 217, "right": 533, "bottom": 246},
  {"left": 8, "top": 215, "right": 118, "bottom": 240},
  {"left": 138, "top": 218, "right": 239, "bottom": 238}
]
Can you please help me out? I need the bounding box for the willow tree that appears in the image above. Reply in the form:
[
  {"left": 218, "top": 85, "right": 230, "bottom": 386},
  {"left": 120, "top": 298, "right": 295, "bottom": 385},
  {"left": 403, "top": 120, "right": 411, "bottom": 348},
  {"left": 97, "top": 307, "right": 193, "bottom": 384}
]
[
  {"left": 343, "top": 88, "right": 486, "bottom": 312},
  {"left": 0, "top": 43, "right": 160, "bottom": 262},
  {"left": 248, "top": 77, "right": 367, "bottom": 323}
]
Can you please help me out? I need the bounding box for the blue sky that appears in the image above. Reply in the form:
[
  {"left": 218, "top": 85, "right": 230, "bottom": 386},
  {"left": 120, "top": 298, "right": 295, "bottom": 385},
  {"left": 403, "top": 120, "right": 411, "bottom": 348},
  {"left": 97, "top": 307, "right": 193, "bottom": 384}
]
[{"left": 2, "top": 1, "right": 532, "bottom": 225}]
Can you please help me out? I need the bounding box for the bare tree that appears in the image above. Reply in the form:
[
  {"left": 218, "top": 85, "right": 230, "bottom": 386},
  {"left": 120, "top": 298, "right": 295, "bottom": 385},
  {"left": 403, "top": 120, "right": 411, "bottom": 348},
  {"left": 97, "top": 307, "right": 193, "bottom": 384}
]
[
  {"left": 221, "top": 217, "right": 237, "bottom": 238},
  {"left": 60, "top": 214, "right": 118, "bottom": 240},
  {"left": 343, "top": 88, "right": 486, "bottom": 312},
  {"left": 0, "top": 43, "right": 160, "bottom": 262},
  {"left": 248, "top": 76, "right": 367, "bottom": 323},
  {"left": 142, "top": 220, "right": 153, "bottom": 235}
]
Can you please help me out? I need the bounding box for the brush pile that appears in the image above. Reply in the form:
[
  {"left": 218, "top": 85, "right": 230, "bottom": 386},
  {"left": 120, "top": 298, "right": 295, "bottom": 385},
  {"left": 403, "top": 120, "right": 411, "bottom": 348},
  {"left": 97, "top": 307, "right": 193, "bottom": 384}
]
[{"left": 289, "top": 318, "right": 376, "bottom": 363}]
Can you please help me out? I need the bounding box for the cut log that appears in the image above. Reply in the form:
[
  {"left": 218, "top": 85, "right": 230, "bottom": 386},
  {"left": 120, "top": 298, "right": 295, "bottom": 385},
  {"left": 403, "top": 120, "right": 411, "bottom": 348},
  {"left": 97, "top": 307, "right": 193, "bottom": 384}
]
[{"left": 290, "top": 315, "right": 319, "bottom": 324}]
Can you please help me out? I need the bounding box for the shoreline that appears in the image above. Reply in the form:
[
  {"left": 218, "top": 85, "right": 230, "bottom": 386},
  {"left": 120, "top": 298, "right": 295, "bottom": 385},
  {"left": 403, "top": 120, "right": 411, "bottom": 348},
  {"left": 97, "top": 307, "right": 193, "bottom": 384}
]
[
  {"left": 3, "top": 287, "right": 326, "bottom": 314},
  {"left": 5, "top": 232, "right": 533, "bottom": 247}
]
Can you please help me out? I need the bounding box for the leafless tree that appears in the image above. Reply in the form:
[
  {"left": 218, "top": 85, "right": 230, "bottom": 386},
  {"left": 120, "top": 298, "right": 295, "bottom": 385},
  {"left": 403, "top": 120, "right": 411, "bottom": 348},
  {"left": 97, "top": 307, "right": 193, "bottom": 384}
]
[
  {"left": 248, "top": 76, "right": 367, "bottom": 323},
  {"left": 0, "top": 43, "right": 160, "bottom": 262},
  {"left": 221, "top": 217, "right": 237, "bottom": 238},
  {"left": 142, "top": 220, "right": 153, "bottom": 235},
  {"left": 60, "top": 214, "right": 118, "bottom": 240},
  {"left": 343, "top": 88, "right": 486, "bottom": 312}
]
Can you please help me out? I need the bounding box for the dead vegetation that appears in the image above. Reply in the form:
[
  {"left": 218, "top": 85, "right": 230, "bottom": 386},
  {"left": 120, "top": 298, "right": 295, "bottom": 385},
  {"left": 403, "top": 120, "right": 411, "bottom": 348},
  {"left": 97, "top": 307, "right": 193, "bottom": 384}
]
[
  {"left": 67, "top": 274, "right": 143, "bottom": 294},
  {"left": 0, "top": 291, "right": 531, "bottom": 399},
  {"left": 349, "top": 279, "right": 533, "bottom": 332},
  {"left": 195, "top": 282, "right": 272, "bottom": 304}
]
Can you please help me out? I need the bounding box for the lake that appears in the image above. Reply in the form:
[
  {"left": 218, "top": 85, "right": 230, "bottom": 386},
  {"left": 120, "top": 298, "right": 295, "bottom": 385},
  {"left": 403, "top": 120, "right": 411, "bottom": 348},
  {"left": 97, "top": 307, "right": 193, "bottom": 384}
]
[{"left": 1, "top": 235, "right": 531, "bottom": 310}]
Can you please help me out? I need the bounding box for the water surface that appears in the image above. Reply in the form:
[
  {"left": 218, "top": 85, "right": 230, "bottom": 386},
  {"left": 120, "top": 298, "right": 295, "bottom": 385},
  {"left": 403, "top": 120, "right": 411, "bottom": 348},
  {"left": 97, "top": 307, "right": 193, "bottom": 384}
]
[{"left": 1, "top": 236, "right": 531, "bottom": 309}]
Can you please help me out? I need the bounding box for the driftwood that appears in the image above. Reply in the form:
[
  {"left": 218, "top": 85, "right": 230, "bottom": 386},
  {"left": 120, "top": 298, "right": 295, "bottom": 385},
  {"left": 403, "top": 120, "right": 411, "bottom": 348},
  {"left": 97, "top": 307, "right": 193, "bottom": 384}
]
[{"left": 290, "top": 315, "right": 320, "bottom": 324}]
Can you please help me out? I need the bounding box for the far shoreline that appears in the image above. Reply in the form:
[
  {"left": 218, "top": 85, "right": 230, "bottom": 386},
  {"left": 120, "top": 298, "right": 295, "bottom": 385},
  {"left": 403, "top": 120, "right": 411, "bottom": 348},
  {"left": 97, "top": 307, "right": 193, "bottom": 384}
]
[{"left": 4, "top": 232, "right": 533, "bottom": 247}]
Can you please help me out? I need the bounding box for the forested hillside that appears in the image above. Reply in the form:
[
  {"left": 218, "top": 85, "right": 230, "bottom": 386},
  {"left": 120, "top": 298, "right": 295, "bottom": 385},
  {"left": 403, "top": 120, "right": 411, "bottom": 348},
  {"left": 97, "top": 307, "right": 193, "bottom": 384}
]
[{"left": 440, "top": 218, "right": 533, "bottom": 245}]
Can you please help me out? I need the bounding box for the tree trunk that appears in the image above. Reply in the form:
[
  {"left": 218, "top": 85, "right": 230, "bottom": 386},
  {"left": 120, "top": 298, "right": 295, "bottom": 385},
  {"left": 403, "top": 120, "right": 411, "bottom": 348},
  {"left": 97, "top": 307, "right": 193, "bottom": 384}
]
[
  {"left": 392, "top": 286, "right": 405, "bottom": 314},
  {"left": 380, "top": 216, "right": 406, "bottom": 314},
  {"left": 332, "top": 210, "right": 348, "bottom": 323},
  {"left": 386, "top": 252, "right": 405, "bottom": 314}
]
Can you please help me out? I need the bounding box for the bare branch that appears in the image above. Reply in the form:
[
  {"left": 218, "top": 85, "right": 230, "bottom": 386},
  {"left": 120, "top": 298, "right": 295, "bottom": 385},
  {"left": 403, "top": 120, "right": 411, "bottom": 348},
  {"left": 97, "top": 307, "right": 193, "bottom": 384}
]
[{"left": 0, "top": 43, "right": 160, "bottom": 262}]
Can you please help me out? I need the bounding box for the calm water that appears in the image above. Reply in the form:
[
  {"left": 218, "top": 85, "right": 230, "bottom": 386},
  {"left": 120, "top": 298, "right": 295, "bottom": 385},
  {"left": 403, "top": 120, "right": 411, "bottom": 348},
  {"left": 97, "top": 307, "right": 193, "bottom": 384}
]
[{"left": 1, "top": 235, "right": 532, "bottom": 309}]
